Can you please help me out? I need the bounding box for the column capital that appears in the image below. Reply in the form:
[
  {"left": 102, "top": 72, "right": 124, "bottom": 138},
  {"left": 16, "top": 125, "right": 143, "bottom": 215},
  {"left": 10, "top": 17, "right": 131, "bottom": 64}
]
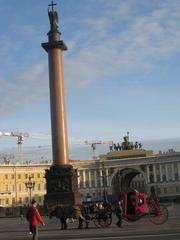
[{"left": 42, "top": 40, "right": 67, "bottom": 52}]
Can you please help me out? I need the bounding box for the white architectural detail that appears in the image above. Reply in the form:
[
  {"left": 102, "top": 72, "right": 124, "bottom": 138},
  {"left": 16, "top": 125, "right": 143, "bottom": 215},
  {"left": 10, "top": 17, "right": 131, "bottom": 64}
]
[
  {"left": 83, "top": 170, "right": 86, "bottom": 188},
  {"left": 77, "top": 170, "right": 80, "bottom": 187},
  {"left": 88, "top": 170, "right": 92, "bottom": 188},
  {"left": 100, "top": 169, "right": 103, "bottom": 187},
  {"left": 106, "top": 168, "right": 110, "bottom": 186},
  {"left": 159, "top": 165, "right": 163, "bottom": 182}
]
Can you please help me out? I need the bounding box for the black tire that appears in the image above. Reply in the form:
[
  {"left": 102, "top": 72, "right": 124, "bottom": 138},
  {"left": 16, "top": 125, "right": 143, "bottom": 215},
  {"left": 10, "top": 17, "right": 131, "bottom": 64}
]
[
  {"left": 92, "top": 215, "right": 101, "bottom": 228},
  {"left": 93, "top": 213, "right": 112, "bottom": 228}
]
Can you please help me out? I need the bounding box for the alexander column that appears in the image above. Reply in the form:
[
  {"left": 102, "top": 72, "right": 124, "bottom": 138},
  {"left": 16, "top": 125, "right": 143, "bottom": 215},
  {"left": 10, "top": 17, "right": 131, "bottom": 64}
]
[{"left": 42, "top": 1, "right": 81, "bottom": 207}]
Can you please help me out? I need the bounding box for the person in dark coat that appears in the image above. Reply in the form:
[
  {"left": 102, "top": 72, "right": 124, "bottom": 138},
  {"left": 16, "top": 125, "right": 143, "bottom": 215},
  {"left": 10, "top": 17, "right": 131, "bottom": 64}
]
[{"left": 115, "top": 200, "right": 123, "bottom": 227}]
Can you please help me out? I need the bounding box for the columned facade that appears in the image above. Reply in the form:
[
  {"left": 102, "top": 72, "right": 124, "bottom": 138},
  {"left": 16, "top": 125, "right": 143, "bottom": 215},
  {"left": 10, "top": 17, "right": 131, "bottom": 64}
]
[
  {"left": 1, "top": 152, "right": 180, "bottom": 206},
  {"left": 72, "top": 152, "right": 180, "bottom": 201}
]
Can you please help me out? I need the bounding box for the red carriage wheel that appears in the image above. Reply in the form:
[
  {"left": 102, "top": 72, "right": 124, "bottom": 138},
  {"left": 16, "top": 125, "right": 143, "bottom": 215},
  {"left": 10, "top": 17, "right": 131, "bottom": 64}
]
[{"left": 148, "top": 203, "right": 168, "bottom": 224}]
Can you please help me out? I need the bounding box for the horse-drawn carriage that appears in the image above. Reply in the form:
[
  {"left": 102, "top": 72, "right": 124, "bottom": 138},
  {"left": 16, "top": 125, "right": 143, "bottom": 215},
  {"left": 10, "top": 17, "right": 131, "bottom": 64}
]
[
  {"left": 88, "top": 189, "right": 168, "bottom": 228},
  {"left": 123, "top": 189, "right": 168, "bottom": 224},
  {"left": 47, "top": 189, "right": 168, "bottom": 228}
]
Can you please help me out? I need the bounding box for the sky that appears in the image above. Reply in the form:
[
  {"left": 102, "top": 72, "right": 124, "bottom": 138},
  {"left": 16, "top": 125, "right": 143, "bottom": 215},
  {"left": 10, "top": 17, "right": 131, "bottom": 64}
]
[{"left": 0, "top": 0, "right": 180, "bottom": 160}]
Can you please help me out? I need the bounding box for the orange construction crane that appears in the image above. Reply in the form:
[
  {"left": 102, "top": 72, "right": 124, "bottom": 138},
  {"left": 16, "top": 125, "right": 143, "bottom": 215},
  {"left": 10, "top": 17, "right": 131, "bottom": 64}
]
[
  {"left": 85, "top": 140, "right": 113, "bottom": 160},
  {"left": 0, "top": 131, "right": 29, "bottom": 163}
]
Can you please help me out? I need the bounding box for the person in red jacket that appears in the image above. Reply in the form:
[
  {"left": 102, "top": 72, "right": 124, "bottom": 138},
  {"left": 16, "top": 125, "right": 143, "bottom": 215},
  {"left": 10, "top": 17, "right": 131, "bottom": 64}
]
[{"left": 26, "top": 199, "right": 45, "bottom": 240}]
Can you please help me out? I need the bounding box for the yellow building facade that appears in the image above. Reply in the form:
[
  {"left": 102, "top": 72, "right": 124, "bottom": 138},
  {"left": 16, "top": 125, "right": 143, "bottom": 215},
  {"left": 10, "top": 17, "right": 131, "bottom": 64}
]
[
  {"left": 1, "top": 149, "right": 180, "bottom": 207},
  {"left": 0, "top": 162, "right": 48, "bottom": 207}
]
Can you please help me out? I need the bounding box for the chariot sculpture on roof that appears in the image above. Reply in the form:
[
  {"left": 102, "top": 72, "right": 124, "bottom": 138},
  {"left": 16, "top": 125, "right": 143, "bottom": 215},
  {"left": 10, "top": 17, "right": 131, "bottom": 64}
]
[{"left": 110, "top": 132, "right": 142, "bottom": 151}]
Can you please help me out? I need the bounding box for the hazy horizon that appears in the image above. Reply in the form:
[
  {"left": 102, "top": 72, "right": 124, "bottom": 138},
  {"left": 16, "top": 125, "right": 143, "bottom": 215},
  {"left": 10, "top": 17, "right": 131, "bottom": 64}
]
[{"left": 1, "top": 137, "right": 180, "bottom": 162}]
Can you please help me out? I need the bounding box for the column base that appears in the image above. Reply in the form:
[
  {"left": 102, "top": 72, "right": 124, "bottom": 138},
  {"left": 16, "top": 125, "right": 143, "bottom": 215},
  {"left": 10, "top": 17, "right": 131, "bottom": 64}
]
[{"left": 44, "top": 164, "right": 82, "bottom": 208}]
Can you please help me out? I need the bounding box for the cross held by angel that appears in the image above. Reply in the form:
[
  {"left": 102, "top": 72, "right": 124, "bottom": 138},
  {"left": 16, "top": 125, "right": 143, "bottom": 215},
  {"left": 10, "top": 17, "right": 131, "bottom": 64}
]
[{"left": 48, "top": 1, "right": 59, "bottom": 31}]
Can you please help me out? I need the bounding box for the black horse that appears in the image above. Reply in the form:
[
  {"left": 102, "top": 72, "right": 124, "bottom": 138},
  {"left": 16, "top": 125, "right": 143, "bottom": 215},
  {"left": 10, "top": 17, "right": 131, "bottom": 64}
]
[{"left": 48, "top": 204, "right": 90, "bottom": 229}]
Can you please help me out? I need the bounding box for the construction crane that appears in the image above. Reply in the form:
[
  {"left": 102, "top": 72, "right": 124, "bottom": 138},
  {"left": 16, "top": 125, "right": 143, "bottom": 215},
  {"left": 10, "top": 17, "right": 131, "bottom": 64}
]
[
  {"left": 85, "top": 140, "right": 113, "bottom": 160},
  {"left": 0, "top": 131, "right": 29, "bottom": 163}
]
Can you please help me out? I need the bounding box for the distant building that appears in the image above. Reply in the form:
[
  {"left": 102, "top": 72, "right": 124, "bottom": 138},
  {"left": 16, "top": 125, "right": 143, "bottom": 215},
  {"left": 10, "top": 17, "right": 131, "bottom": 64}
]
[{"left": 0, "top": 147, "right": 180, "bottom": 207}]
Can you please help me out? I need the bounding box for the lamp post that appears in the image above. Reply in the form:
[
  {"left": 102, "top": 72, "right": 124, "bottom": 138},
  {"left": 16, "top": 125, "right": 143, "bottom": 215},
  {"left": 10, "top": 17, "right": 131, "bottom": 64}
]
[{"left": 25, "top": 176, "right": 35, "bottom": 204}]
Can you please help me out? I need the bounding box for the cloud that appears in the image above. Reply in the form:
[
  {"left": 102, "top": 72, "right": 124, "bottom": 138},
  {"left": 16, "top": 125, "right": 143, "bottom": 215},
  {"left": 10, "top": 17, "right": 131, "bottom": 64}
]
[
  {"left": 1, "top": 0, "right": 180, "bottom": 116},
  {"left": 64, "top": 0, "right": 180, "bottom": 87},
  {"left": 0, "top": 62, "right": 48, "bottom": 115}
]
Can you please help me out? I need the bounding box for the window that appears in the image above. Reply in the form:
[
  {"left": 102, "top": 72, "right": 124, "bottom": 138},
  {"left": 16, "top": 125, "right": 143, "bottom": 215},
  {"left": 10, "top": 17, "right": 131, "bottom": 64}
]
[
  {"left": 37, "top": 173, "right": 41, "bottom": 178},
  {"left": 5, "top": 174, "right": 8, "bottom": 180},
  {"left": 11, "top": 174, "right": 14, "bottom": 179},
  {"left": 164, "top": 188, "right": 167, "bottom": 194},
  {"left": 18, "top": 174, "right": 21, "bottom": 179},
  {"left": 18, "top": 184, "right": 21, "bottom": 192},
  {"left": 91, "top": 171, "right": 95, "bottom": 187},
  {"left": 168, "top": 165, "right": 172, "bottom": 181},
  {"left": 5, "top": 184, "right": 8, "bottom": 192},
  {"left": 6, "top": 199, "right": 9, "bottom": 204},
  {"left": 149, "top": 165, "right": 153, "bottom": 171},
  {"left": 37, "top": 184, "right": 41, "bottom": 191},
  {"left": 12, "top": 198, "right": 15, "bottom": 204},
  {"left": 150, "top": 174, "right": 154, "bottom": 183},
  {"left": 25, "top": 174, "right": 28, "bottom": 179},
  {"left": 175, "top": 173, "right": 178, "bottom": 181},
  {"left": 157, "top": 175, "right": 160, "bottom": 182},
  {"left": 163, "top": 175, "right": 166, "bottom": 181}
]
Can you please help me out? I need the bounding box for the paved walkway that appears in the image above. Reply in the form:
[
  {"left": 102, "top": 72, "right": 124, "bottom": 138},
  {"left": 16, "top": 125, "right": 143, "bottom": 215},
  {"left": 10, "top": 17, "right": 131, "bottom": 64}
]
[{"left": 0, "top": 203, "right": 179, "bottom": 239}]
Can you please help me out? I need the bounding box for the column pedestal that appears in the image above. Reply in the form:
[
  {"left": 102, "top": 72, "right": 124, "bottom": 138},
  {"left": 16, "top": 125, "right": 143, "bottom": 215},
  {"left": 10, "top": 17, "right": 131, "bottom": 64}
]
[{"left": 44, "top": 165, "right": 82, "bottom": 208}]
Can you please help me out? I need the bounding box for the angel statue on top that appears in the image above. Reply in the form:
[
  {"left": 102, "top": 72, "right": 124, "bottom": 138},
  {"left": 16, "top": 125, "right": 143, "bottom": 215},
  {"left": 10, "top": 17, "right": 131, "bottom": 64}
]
[{"left": 48, "top": 1, "right": 59, "bottom": 31}]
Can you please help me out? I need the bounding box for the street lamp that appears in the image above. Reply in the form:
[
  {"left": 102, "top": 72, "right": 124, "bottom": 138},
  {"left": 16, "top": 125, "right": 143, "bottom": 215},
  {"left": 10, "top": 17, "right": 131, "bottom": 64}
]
[{"left": 25, "top": 176, "right": 35, "bottom": 204}]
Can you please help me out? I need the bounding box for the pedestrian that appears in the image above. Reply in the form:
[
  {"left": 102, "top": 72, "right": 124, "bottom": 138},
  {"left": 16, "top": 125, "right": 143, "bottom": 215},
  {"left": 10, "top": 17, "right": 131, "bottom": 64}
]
[
  {"left": 77, "top": 205, "right": 90, "bottom": 229},
  {"left": 19, "top": 207, "right": 24, "bottom": 220},
  {"left": 60, "top": 218, "right": 67, "bottom": 230},
  {"left": 26, "top": 199, "right": 45, "bottom": 240},
  {"left": 115, "top": 200, "right": 123, "bottom": 227}
]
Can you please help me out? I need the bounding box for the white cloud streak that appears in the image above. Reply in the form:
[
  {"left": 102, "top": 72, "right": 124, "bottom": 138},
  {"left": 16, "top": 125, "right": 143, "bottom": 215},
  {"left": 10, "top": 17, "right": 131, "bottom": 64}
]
[
  {"left": 0, "top": 62, "right": 48, "bottom": 115},
  {"left": 64, "top": 0, "right": 180, "bottom": 87}
]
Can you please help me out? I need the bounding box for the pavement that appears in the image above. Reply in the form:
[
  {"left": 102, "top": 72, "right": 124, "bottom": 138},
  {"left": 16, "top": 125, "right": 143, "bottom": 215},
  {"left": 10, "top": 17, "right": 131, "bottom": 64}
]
[{"left": 0, "top": 203, "right": 180, "bottom": 240}]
